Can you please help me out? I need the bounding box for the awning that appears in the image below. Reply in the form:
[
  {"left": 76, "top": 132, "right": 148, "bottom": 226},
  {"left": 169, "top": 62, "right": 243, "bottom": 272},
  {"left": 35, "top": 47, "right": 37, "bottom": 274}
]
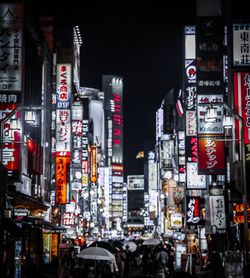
[
  {"left": 20, "top": 216, "right": 66, "bottom": 233},
  {"left": 9, "top": 191, "right": 49, "bottom": 211},
  {"left": 41, "top": 220, "right": 66, "bottom": 233}
]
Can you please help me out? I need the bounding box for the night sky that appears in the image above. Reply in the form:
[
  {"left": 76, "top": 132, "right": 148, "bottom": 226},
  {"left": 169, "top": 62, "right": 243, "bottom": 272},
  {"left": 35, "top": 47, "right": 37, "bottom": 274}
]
[
  {"left": 74, "top": 1, "right": 196, "bottom": 176},
  {"left": 33, "top": 0, "right": 246, "bottom": 176}
]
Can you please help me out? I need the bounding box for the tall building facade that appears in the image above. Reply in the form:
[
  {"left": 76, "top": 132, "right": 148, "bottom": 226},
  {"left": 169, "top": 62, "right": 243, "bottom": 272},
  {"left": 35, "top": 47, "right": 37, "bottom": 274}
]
[{"left": 102, "top": 76, "right": 125, "bottom": 234}]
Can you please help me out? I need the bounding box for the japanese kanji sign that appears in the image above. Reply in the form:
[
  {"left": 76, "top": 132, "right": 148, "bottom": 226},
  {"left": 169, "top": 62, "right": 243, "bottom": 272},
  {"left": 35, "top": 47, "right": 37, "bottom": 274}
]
[
  {"left": 233, "top": 24, "right": 250, "bottom": 66},
  {"left": 186, "top": 196, "right": 201, "bottom": 226},
  {"left": 55, "top": 156, "right": 69, "bottom": 205},
  {"left": 197, "top": 137, "right": 225, "bottom": 174},
  {"left": 0, "top": 4, "right": 23, "bottom": 91},
  {"left": 56, "top": 64, "right": 72, "bottom": 109},
  {"left": 56, "top": 109, "right": 71, "bottom": 155},
  {"left": 234, "top": 72, "right": 250, "bottom": 144},
  {"left": 209, "top": 195, "right": 226, "bottom": 230}
]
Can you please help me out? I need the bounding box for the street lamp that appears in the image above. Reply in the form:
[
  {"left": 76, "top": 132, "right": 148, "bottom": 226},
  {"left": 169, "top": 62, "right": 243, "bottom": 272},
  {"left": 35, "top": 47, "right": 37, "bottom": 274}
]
[{"left": 206, "top": 102, "right": 248, "bottom": 262}]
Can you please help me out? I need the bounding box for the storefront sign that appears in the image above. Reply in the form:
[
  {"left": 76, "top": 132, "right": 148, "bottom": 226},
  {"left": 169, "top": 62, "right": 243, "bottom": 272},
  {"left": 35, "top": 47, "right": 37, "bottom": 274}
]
[
  {"left": 197, "top": 137, "right": 225, "bottom": 174},
  {"left": 186, "top": 196, "right": 201, "bottom": 225},
  {"left": 186, "top": 162, "right": 206, "bottom": 189},
  {"left": 56, "top": 109, "right": 71, "bottom": 155},
  {"left": 55, "top": 156, "right": 69, "bottom": 204},
  {"left": 233, "top": 24, "right": 250, "bottom": 66},
  {"left": 170, "top": 212, "right": 182, "bottom": 229},
  {"left": 209, "top": 195, "right": 226, "bottom": 230},
  {"left": 197, "top": 94, "right": 224, "bottom": 135},
  {"left": 56, "top": 64, "right": 72, "bottom": 109}
]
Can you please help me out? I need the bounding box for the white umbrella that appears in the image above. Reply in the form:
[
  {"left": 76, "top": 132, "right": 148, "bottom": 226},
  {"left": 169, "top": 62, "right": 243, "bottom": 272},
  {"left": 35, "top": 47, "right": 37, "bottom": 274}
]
[
  {"left": 124, "top": 241, "right": 137, "bottom": 252},
  {"left": 143, "top": 238, "right": 160, "bottom": 246},
  {"left": 77, "top": 246, "right": 116, "bottom": 261}
]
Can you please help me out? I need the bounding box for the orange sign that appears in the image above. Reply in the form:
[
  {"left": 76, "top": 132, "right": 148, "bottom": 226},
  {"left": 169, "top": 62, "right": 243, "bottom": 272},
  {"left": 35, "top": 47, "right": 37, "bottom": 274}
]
[
  {"left": 91, "top": 146, "right": 97, "bottom": 182},
  {"left": 55, "top": 156, "right": 69, "bottom": 204}
]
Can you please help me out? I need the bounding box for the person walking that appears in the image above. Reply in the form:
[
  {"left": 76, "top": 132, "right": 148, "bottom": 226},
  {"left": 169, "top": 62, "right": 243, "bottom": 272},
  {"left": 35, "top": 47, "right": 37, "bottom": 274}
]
[
  {"left": 116, "top": 248, "right": 126, "bottom": 278},
  {"left": 156, "top": 248, "right": 168, "bottom": 271},
  {"left": 154, "top": 261, "right": 165, "bottom": 278},
  {"left": 58, "top": 255, "right": 71, "bottom": 278},
  {"left": 98, "top": 263, "right": 115, "bottom": 278}
]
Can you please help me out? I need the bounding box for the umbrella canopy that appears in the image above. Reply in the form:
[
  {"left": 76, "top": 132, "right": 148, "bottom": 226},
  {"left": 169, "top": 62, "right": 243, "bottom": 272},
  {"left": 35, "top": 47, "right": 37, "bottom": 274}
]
[
  {"left": 112, "top": 240, "right": 125, "bottom": 250},
  {"left": 88, "top": 241, "right": 116, "bottom": 254},
  {"left": 142, "top": 238, "right": 160, "bottom": 246},
  {"left": 124, "top": 241, "right": 137, "bottom": 252},
  {"left": 77, "top": 246, "right": 116, "bottom": 261}
]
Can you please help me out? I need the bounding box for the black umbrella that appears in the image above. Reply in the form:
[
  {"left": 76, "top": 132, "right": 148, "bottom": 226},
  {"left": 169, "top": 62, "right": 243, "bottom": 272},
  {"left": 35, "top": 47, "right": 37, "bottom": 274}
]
[
  {"left": 88, "top": 241, "right": 117, "bottom": 254},
  {"left": 112, "top": 240, "right": 124, "bottom": 250}
]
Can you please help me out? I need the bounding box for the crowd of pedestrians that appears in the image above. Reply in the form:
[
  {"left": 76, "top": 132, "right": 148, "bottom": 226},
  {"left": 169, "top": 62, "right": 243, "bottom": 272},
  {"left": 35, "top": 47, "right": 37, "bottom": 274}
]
[
  {"left": 53, "top": 239, "right": 244, "bottom": 278},
  {"left": 56, "top": 240, "right": 176, "bottom": 278}
]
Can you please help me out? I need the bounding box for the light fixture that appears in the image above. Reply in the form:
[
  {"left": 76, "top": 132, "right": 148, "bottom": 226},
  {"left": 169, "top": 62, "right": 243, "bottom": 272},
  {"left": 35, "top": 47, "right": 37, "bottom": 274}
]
[
  {"left": 25, "top": 111, "right": 38, "bottom": 126},
  {"left": 205, "top": 106, "right": 218, "bottom": 123},
  {"left": 222, "top": 115, "right": 234, "bottom": 129},
  {"left": 10, "top": 118, "right": 21, "bottom": 130}
]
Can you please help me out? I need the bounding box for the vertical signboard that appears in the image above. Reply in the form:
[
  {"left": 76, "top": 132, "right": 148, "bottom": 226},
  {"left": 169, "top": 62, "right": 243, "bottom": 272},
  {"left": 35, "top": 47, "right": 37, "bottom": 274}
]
[
  {"left": 56, "top": 109, "right": 71, "bottom": 155},
  {"left": 0, "top": 4, "right": 23, "bottom": 92},
  {"left": 55, "top": 64, "right": 72, "bottom": 205},
  {"left": 197, "top": 137, "right": 225, "bottom": 174},
  {"left": 0, "top": 4, "right": 23, "bottom": 121},
  {"left": 55, "top": 156, "right": 69, "bottom": 204},
  {"left": 196, "top": 17, "right": 224, "bottom": 95},
  {"left": 56, "top": 64, "right": 72, "bottom": 109},
  {"left": 112, "top": 77, "right": 123, "bottom": 164},
  {"left": 209, "top": 195, "right": 226, "bottom": 230},
  {"left": 71, "top": 102, "right": 83, "bottom": 191},
  {"left": 103, "top": 76, "right": 124, "bottom": 221},
  {"left": 178, "top": 131, "right": 186, "bottom": 182},
  {"left": 156, "top": 107, "right": 164, "bottom": 141},
  {"left": 2, "top": 114, "right": 21, "bottom": 176},
  {"left": 233, "top": 24, "right": 250, "bottom": 66},
  {"left": 184, "top": 26, "right": 207, "bottom": 190},
  {"left": 90, "top": 146, "right": 97, "bottom": 183},
  {"left": 186, "top": 162, "right": 206, "bottom": 189},
  {"left": 186, "top": 196, "right": 201, "bottom": 226},
  {"left": 233, "top": 72, "right": 250, "bottom": 144}
]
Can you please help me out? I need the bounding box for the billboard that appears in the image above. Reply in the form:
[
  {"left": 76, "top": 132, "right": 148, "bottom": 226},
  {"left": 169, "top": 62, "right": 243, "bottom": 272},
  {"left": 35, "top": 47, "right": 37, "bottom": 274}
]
[{"left": 127, "top": 175, "right": 144, "bottom": 190}]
